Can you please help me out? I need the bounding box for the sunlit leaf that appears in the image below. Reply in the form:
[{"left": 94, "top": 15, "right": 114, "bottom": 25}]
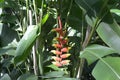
[
  {"left": 42, "top": 13, "right": 49, "bottom": 26},
  {"left": 110, "top": 9, "right": 120, "bottom": 16},
  {"left": 97, "top": 22, "right": 120, "bottom": 53}
]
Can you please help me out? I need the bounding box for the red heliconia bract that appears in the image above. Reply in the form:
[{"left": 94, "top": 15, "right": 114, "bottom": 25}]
[
  {"left": 52, "top": 43, "right": 62, "bottom": 48},
  {"left": 51, "top": 16, "right": 71, "bottom": 67},
  {"left": 52, "top": 61, "right": 62, "bottom": 67},
  {"left": 60, "top": 60, "right": 70, "bottom": 65},
  {"left": 52, "top": 28, "right": 64, "bottom": 36},
  {"left": 60, "top": 54, "right": 71, "bottom": 59},
  {"left": 61, "top": 47, "right": 69, "bottom": 52},
  {"left": 52, "top": 28, "right": 61, "bottom": 32},
  {"left": 52, "top": 56, "right": 62, "bottom": 61}
]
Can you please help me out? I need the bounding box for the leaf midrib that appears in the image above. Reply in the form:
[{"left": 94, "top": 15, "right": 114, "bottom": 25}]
[{"left": 85, "top": 50, "right": 120, "bottom": 79}]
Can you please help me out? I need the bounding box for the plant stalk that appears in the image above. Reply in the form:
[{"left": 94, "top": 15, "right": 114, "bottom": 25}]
[{"left": 64, "top": 0, "right": 73, "bottom": 28}]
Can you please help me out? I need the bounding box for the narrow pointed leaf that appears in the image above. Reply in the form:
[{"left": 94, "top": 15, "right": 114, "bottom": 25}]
[
  {"left": 110, "top": 9, "right": 120, "bottom": 16},
  {"left": 42, "top": 13, "right": 49, "bottom": 26},
  {"left": 14, "top": 25, "right": 38, "bottom": 65}
]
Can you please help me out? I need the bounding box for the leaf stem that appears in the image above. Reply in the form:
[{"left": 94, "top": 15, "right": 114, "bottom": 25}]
[{"left": 64, "top": 0, "right": 73, "bottom": 28}]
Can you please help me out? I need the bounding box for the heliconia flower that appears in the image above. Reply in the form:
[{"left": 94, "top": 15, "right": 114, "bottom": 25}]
[
  {"left": 55, "top": 37, "right": 68, "bottom": 45},
  {"left": 60, "top": 60, "right": 70, "bottom": 65},
  {"left": 61, "top": 47, "right": 71, "bottom": 52},
  {"left": 52, "top": 43, "right": 62, "bottom": 48},
  {"left": 51, "top": 28, "right": 62, "bottom": 32},
  {"left": 55, "top": 37, "right": 63, "bottom": 42},
  {"left": 60, "top": 39, "right": 68, "bottom": 44},
  {"left": 52, "top": 56, "right": 62, "bottom": 61},
  {"left": 60, "top": 54, "right": 71, "bottom": 59},
  {"left": 51, "top": 50, "right": 62, "bottom": 55},
  {"left": 52, "top": 28, "right": 64, "bottom": 35},
  {"left": 52, "top": 61, "right": 62, "bottom": 67}
]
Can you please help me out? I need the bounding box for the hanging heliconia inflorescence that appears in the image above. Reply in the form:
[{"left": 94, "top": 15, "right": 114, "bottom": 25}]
[{"left": 51, "top": 16, "right": 71, "bottom": 67}]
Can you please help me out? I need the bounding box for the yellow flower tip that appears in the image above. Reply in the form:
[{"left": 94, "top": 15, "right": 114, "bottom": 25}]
[
  {"left": 52, "top": 44, "right": 62, "bottom": 48},
  {"left": 52, "top": 56, "right": 62, "bottom": 61},
  {"left": 51, "top": 29, "right": 56, "bottom": 32},
  {"left": 61, "top": 60, "right": 70, "bottom": 65},
  {"left": 60, "top": 53, "right": 71, "bottom": 58},
  {"left": 50, "top": 50, "right": 56, "bottom": 54},
  {"left": 50, "top": 50, "right": 62, "bottom": 55},
  {"left": 68, "top": 47, "right": 71, "bottom": 50}
]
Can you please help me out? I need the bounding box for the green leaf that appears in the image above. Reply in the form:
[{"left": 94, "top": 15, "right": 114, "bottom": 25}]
[
  {"left": 0, "top": 0, "right": 4, "bottom": 2},
  {"left": 44, "top": 71, "right": 65, "bottom": 78},
  {"left": 14, "top": 25, "right": 39, "bottom": 65},
  {"left": 46, "top": 78, "right": 78, "bottom": 80},
  {"left": 0, "top": 39, "right": 17, "bottom": 56},
  {"left": 47, "top": 64, "right": 61, "bottom": 71},
  {"left": 110, "top": 9, "right": 120, "bottom": 16},
  {"left": 17, "top": 73, "right": 38, "bottom": 80},
  {"left": 80, "top": 44, "right": 116, "bottom": 65},
  {"left": 0, "top": 74, "right": 11, "bottom": 80},
  {"left": 97, "top": 22, "right": 120, "bottom": 53},
  {"left": 42, "top": 13, "right": 49, "bottom": 26},
  {"left": 85, "top": 15, "right": 97, "bottom": 27},
  {"left": 92, "top": 57, "right": 120, "bottom": 80},
  {"left": 75, "top": 0, "right": 100, "bottom": 14},
  {"left": 67, "top": 3, "right": 82, "bottom": 31},
  {"left": 1, "top": 14, "right": 17, "bottom": 23},
  {"left": 0, "top": 24, "right": 18, "bottom": 47}
]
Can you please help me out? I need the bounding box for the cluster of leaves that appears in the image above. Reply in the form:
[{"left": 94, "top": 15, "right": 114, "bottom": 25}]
[{"left": 0, "top": 0, "right": 120, "bottom": 80}]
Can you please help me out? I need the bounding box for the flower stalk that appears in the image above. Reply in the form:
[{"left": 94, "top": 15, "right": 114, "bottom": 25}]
[{"left": 51, "top": 16, "right": 71, "bottom": 67}]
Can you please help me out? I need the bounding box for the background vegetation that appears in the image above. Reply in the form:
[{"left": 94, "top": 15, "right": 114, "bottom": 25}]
[{"left": 0, "top": 0, "right": 120, "bottom": 80}]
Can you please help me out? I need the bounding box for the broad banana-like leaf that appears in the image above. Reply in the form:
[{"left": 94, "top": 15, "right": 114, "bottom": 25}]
[
  {"left": 92, "top": 57, "right": 120, "bottom": 80},
  {"left": 97, "top": 22, "right": 120, "bottom": 53},
  {"left": 80, "top": 44, "right": 116, "bottom": 65}
]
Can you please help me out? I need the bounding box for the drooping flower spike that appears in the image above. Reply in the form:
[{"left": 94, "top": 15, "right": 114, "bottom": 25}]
[{"left": 51, "top": 16, "right": 71, "bottom": 67}]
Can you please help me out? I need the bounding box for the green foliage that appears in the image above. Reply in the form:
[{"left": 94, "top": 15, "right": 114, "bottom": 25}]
[
  {"left": 17, "top": 73, "right": 38, "bottom": 80},
  {"left": 92, "top": 57, "right": 120, "bottom": 80},
  {"left": 97, "top": 22, "right": 120, "bottom": 53},
  {"left": 44, "top": 71, "right": 65, "bottom": 78},
  {"left": 0, "top": 74, "right": 11, "bottom": 80},
  {"left": 0, "top": 0, "right": 120, "bottom": 80},
  {"left": 80, "top": 44, "right": 116, "bottom": 65},
  {"left": 14, "top": 25, "right": 39, "bottom": 65}
]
